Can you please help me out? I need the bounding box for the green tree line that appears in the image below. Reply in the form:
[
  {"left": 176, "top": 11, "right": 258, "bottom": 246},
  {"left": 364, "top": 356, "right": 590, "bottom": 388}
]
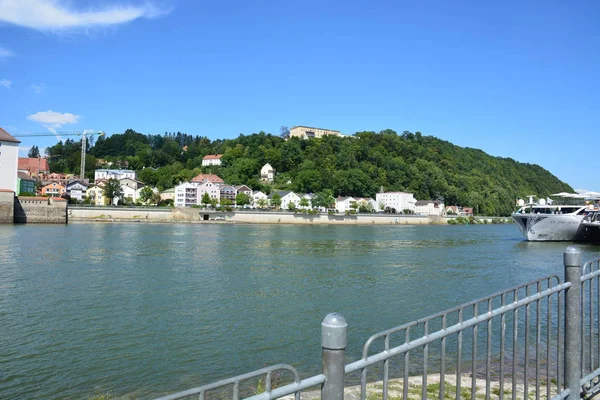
[{"left": 43, "top": 128, "right": 573, "bottom": 216}]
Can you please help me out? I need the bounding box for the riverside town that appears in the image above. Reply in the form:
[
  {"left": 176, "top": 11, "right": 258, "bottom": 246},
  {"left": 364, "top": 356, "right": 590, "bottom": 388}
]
[{"left": 2, "top": 2, "right": 599, "bottom": 400}]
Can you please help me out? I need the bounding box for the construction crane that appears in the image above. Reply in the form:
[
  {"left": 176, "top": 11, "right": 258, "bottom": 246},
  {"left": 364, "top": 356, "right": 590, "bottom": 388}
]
[{"left": 13, "top": 130, "right": 105, "bottom": 178}]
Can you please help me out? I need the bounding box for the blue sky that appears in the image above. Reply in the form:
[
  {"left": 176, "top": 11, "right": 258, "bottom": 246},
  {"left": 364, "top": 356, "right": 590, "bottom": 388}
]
[{"left": 0, "top": 0, "right": 598, "bottom": 190}]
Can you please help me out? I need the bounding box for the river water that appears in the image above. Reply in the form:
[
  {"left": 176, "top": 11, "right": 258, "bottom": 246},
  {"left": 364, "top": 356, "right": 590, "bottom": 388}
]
[{"left": 1, "top": 223, "right": 599, "bottom": 399}]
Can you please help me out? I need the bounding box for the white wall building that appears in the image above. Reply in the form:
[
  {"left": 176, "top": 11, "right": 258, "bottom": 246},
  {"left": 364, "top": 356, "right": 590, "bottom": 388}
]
[
  {"left": 375, "top": 192, "right": 416, "bottom": 212},
  {"left": 261, "top": 163, "right": 275, "bottom": 182},
  {"left": 66, "top": 180, "right": 89, "bottom": 201},
  {"left": 415, "top": 200, "right": 444, "bottom": 216},
  {"left": 95, "top": 169, "right": 136, "bottom": 182},
  {"left": 252, "top": 191, "right": 268, "bottom": 207},
  {"left": 175, "top": 182, "right": 198, "bottom": 207},
  {"left": 202, "top": 154, "right": 222, "bottom": 166},
  {"left": 335, "top": 197, "right": 357, "bottom": 213},
  {"left": 0, "top": 128, "right": 20, "bottom": 192},
  {"left": 268, "top": 191, "right": 301, "bottom": 209}
]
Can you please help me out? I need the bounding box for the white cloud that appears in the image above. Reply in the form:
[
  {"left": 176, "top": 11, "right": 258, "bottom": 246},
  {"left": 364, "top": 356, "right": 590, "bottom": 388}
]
[
  {"left": 31, "top": 83, "right": 45, "bottom": 94},
  {"left": 0, "top": 79, "right": 11, "bottom": 88},
  {"left": 0, "top": 0, "right": 171, "bottom": 31},
  {"left": 27, "top": 110, "right": 80, "bottom": 140},
  {"left": 0, "top": 46, "right": 13, "bottom": 58}
]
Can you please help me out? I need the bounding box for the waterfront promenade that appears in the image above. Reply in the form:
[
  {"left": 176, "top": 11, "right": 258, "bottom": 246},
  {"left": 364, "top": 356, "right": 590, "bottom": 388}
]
[{"left": 68, "top": 206, "right": 510, "bottom": 225}]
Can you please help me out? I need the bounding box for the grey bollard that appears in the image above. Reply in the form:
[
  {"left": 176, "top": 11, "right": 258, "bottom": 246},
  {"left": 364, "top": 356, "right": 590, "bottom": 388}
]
[
  {"left": 322, "top": 313, "right": 347, "bottom": 400},
  {"left": 564, "top": 246, "right": 582, "bottom": 400}
]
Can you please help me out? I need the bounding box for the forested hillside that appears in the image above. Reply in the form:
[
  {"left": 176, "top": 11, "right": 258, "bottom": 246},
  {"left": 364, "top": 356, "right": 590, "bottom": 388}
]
[{"left": 44, "top": 128, "right": 572, "bottom": 216}]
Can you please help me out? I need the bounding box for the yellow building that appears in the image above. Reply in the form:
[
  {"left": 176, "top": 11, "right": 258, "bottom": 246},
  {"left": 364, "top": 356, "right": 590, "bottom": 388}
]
[
  {"left": 86, "top": 185, "right": 107, "bottom": 206},
  {"left": 289, "top": 126, "right": 341, "bottom": 139}
]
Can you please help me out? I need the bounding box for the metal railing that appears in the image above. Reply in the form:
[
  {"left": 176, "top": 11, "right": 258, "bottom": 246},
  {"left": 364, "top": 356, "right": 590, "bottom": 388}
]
[{"left": 154, "top": 247, "right": 600, "bottom": 400}]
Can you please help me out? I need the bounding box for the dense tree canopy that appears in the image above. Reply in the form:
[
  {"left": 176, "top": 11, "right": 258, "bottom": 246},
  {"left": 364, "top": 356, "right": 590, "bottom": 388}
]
[{"left": 43, "top": 128, "right": 573, "bottom": 216}]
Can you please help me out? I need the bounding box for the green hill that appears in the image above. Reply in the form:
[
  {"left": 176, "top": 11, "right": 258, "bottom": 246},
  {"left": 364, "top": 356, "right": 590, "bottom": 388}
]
[{"left": 44, "top": 128, "right": 573, "bottom": 216}]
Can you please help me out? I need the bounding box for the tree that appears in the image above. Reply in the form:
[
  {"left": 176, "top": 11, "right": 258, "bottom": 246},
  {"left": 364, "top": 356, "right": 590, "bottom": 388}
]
[
  {"left": 236, "top": 192, "right": 251, "bottom": 206},
  {"left": 270, "top": 193, "right": 282, "bottom": 209},
  {"left": 28, "top": 145, "right": 40, "bottom": 158},
  {"left": 311, "top": 189, "right": 335, "bottom": 209},
  {"left": 257, "top": 198, "right": 267, "bottom": 209},
  {"left": 280, "top": 126, "right": 290, "bottom": 138},
  {"left": 201, "top": 192, "right": 211, "bottom": 206},
  {"left": 139, "top": 186, "right": 155, "bottom": 204},
  {"left": 299, "top": 197, "right": 310, "bottom": 209},
  {"left": 103, "top": 178, "right": 123, "bottom": 205},
  {"left": 287, "top": 201, "right": 297, "bottom": 211}
]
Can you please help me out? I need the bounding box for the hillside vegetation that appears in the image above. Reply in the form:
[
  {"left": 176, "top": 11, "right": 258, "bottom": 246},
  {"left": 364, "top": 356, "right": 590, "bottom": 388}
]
[{"left": 44, "top": 128, "right": 572, "bottom": 216}]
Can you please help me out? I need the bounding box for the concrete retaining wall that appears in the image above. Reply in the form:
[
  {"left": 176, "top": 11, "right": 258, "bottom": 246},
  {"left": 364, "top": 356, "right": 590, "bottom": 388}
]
[
  {"left": 15, "top": 197, "right": 68, "bottom": 224},
  {"left": 0, "top": 191, "right": 14, "bottom": 223},
  {"left": 69, "top": 207, "right": 435, "bottom": 225}
]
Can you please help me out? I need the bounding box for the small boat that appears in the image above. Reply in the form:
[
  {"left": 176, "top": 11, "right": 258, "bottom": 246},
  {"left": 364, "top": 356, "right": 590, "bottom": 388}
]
[{"left": 512, "top": 193, "right": 599, "bottom": 241}]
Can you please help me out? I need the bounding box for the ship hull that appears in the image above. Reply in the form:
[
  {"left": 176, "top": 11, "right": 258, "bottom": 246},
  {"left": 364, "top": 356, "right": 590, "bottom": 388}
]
[{"left": 512, "top": 213, "right": 586, "bottom": 241}]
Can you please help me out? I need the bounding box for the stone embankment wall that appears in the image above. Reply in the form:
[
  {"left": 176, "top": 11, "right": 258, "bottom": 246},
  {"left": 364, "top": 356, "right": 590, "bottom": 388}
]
[
  {"left": 69, "top": 206, "right": 435, "bottom": 225},
  {"left": 0, "top": 190, "right": 15, "bottom": 223},
  {"left": 14, "top": 196, "right": 68, "bottom": 224}
]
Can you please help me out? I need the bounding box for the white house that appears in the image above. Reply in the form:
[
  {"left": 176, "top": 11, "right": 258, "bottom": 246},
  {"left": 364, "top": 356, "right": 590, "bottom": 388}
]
[
  {"left": 252, "top": 191, "right": 268, "bottom": 207},
  {"left": 335, "top": 197, "right": 357, "bottom": 213},
  {"left": 415, "top": 200, "right": 444, "bottom": 216},
  {"left": 66, "top": 180, "right": 89, "bottom": 201},
  {"left": 260, "top": 163, "right": 275, "bottom": 182},
  {"left": 0, "top": 127, "right": 20, "bottom": 192},
  {"left": 95, "top": 169, "right": 136, "bottom": 182},
  {"left": 119, "top": 178, "right": 145, "bottom": 203},
  {"left": 175, "top": 182, "right": 199, "bottom": 207},
  {"left": 375, "top": 191, "right": 416, "bottom": 212},
  {"left": 202, "top": 154, "right": 222, "bottom": 166},
  {"left": 268, "top": 191, "right": 301, "bottom": 209}
]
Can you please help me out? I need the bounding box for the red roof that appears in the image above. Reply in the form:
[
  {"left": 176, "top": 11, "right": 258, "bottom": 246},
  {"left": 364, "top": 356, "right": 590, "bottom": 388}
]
[
  {"left": 18, "top": 158, "right": 50, "bottom": 174},
  {"left": 0, "top": 127, "right": 20, "bottom": 143},
  {"left": 191, "top": 173, "right": 224, "bottom": 183},
  {"left": 202, "top": 154, "right": 223, "bottom": 160}
]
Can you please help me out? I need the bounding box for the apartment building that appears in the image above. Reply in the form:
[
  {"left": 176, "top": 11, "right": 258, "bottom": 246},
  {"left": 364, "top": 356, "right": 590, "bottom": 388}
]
[{"left": 375, "top": 192, "right": 416, "bottom": 212}]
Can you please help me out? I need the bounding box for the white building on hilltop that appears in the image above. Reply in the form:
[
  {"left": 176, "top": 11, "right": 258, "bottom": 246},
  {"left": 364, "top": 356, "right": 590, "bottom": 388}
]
[
  {"left": 0, "top": 127, "right": 20, "bottom": 192},
  {"left": 289, "top": 126, "right": 341, "bottom": 139},
  {"left": 375, "top": 191, "right": 416, "bottom": 213},
  {"left": 95, "top": 169, "right": 136, "bottom": 182}
]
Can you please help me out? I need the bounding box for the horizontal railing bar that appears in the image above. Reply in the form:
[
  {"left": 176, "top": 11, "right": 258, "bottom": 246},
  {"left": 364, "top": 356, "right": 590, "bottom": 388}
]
[
  {"left": 581, "top": 367, "right": 600, "bottom": 388},
  {"left": 362, "top": 275, "right": 561, "bottom": 357},
  {"left": 550, "top": 388, "right": 571, "bottom": 400},
  {"left": 580, "top": 268, "right": 600, "bottom": 283},
  {"left": 243, "top": 374, "right": 326, "bottom": 400},
  {"left": 348, "top": 282, "right": 570, "bottom": 374},
  {"left": 153, "top": 364, "right": 301, "bottom": 400},
  {"left": 582, "top": 259, "right": 600, "bottom": 275}
]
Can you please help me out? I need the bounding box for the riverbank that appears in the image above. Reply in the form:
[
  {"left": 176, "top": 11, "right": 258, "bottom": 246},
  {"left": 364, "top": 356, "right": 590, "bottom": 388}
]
[
  {"left": 281, "top": 373, "right": 554, "bottom": 400},
  {"left": 69, "top": 206, "right": 512, "bottom": 225}
]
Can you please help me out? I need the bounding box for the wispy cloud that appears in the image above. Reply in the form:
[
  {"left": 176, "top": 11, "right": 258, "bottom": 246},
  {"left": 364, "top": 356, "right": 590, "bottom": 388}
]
[
  {"left": 0, "top": 45, "right": 14, "bottom": 58},
  {"left": 27, "top": 109, "right": 81, "bottom": 140},
  {"left": 0, "top": 0, "right": 171, "bottom": 31},
  {"left": 0, "top": 79, "right": 11, "bottom": 88},
  {"left": 31, "top": 83, "right": 45, "bottom": 94},
  {"left": 27, "top": 110, "right": 80, "bottom": 126}
]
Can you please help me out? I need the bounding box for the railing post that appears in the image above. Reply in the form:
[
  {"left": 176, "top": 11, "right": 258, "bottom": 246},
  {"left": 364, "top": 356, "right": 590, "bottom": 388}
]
[
  {"left": 321, "top": 313, "right": 347, "bottom": 400},
  {"left": 564, "top": 246, "right": 582, "bottom": 399}
]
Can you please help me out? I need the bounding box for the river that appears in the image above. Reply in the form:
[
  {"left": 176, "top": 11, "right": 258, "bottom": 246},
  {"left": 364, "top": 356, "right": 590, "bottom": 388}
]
[{"left": 1, "top": 223, "right": 599, "bottom": 399}]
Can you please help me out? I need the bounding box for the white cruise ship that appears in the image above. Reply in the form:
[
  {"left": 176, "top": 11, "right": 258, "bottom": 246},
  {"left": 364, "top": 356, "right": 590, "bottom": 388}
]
[{"left": 511, "top": 194, "right": 596, "bottom": 241}]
